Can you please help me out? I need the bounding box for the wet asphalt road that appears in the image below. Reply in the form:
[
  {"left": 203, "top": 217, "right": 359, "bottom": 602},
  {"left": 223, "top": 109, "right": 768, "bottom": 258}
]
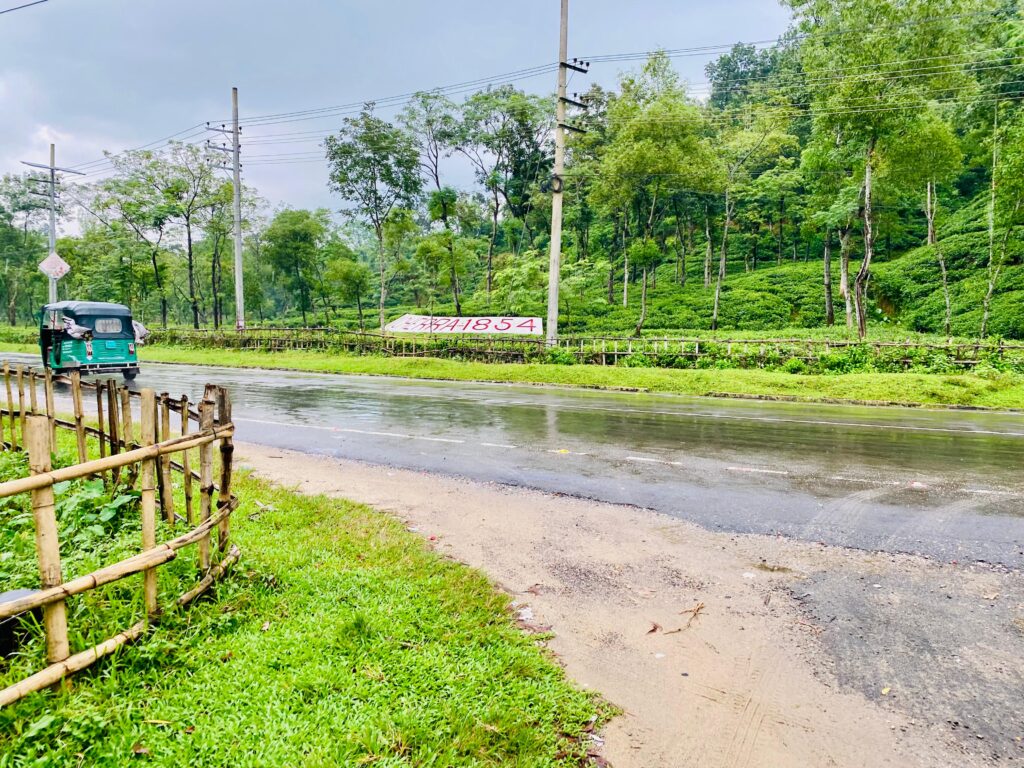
[{"left": 16, "top": 353, "right": 1023, "bottom": 568}]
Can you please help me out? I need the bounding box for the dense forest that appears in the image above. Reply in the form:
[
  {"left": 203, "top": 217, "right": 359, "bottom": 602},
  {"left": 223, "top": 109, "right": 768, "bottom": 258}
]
[{"left": 3, "top": 0, "right": 1024, "bottom": 339}]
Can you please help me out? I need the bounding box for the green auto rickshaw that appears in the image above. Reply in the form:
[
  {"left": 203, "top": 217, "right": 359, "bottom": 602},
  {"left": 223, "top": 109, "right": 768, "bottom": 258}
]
[{"left": 39, "top": 301, "right": 141, "bottom": 380}]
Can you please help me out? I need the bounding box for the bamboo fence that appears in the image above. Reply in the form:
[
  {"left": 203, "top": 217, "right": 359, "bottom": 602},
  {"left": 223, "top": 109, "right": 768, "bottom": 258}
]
[
  {"left": 0, "top": 363, "right": 239, "bottom": 707},
  {"left": 150, "top": 327, "right": 1024, "bottom": 369}
]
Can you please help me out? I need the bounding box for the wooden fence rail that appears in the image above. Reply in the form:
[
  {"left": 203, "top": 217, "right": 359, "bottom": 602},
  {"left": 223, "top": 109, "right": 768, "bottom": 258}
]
[
  {"left": 150, "top": 328, "right": 1024, "bottom": 369},
  {"left": 0, "top": 362, "right": 239, "bottom": 707}
]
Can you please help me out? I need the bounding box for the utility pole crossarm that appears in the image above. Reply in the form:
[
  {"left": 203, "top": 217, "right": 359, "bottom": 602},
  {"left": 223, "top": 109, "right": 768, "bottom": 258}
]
[{"left": 19, "top": 160, "right": 85, "bottom": 176}]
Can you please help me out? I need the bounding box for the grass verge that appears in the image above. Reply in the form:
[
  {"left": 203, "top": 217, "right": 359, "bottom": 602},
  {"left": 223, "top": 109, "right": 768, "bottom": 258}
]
[
  {"left": 4, "top": 341, "right": 1023, "bottom": 408},
  {"left": 1, "top": 466, "right": 604, "bottom": 766},
  {"left": 142, "top": 346, "right": 1024, "bottom": 409}
]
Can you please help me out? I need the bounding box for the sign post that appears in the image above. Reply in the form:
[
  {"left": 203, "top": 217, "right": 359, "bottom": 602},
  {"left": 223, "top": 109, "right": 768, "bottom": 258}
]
[{"left": 38, "top": 252, "right": 71, "bottom": 303}]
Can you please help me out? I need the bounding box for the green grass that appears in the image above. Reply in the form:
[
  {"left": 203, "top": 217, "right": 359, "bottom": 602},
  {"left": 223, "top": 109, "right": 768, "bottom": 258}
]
[
  {"left": 1, "top": 467, "right": 604, "bottom": 766},
  {"left": 3, "top": 340, "right": 1023, "bottom": 408},
  {"left": 133, "top": 346, "right": 1024, "bottom": 409}
]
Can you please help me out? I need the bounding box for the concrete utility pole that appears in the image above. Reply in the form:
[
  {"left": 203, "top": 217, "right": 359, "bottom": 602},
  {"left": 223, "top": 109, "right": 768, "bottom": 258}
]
[
  {"left": 206, "top": 87, "right": 245, "bottom": 330},
  {"left": 545, "top": 0, "right": 569, "bottom": 347},
  {"left": 545, "top": 1, "right": 589, "bottom": 346},
  {"left": 21, "top": 144, "right": 83, "bottom": 303},
  {"left": 231, "top": 88, "right": 244, "bottom": 330}
]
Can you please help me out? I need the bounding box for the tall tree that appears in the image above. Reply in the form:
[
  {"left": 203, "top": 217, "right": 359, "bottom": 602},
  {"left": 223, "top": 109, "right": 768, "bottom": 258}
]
[
  {"left": 788, "top": 0, "right": 978, "bottom": 337},
  {"left": 326, "top": 107, "right": 422, "bottom": 329}
]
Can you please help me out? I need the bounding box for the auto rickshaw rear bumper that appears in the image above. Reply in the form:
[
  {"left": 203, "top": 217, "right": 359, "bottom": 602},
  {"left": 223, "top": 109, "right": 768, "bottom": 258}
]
[{"left": 55, "top": 362, "right": 140, "bottom": 376}]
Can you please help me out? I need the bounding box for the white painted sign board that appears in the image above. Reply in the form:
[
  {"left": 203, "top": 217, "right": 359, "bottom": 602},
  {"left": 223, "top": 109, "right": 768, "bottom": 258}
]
[
  {"left": 385, "top": 314, "right": 544, "bottom": 336},
  {"left": 38, "top": 251, "right": 71, "bottom": 280}
]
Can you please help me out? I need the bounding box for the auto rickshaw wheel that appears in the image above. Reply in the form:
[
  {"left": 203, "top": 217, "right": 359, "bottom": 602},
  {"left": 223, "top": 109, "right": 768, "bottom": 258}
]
[{"left": 123, "top": 370, "right": 137, "bottom": 381}]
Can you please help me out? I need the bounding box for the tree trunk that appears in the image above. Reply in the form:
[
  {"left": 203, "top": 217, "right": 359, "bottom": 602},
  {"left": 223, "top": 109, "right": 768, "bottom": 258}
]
[
  {"left": 622, "top": 216, "right": 630, "bottom": 307},
  {"left": 186, "top": 218, "right": 199, "bottom": 329},
  {"left": 622, "top": 250, "right": 629, "bottom": 307},
  {"left": 210, "top": 241, "right": 220, "bottom": 330},
  {"left": 711, "top": 191, "right": 733, "bottom": 331},
  {"left": 703, "top": 206, "right": 713, "bottom": 288},
  {"left": 823, "top": 229, "right": 834, "bottom": 327},
  {"left": 982, "top": 204, "right": 1020, "bottom": 338},
  {"left": 441, "top": 209, "right": 462, "bottom": 317},
  {"left": 982, "top": 120, "right": 1000, "bottom": 339},
  {"left": 926, "top": 181, "right": 937, "bottom": 246},
  {"left": 356, "top": 293, "right": 364, "bottom": 332},
  {"left": 685, "top": 216, "right": 694, "bottom": 286},
  {"left": 448, "top": 244, "right": 462, "bottom": 317},
  {"left": 634, "top": 267, "right": 648, "bottom": 337},
  {"left": 148, "top": 248, "right": 168, "bottom": 328},
  {"left": 839, "top": 225, "right": 853, "bottom": 329},
  {"left": 377, "top": 235, "right": 387, "bottom": 332},
  {"left": 674, "top": 215, "right": 688, "bottom": 289},
  {"left": 937, "top": 245, "right": 951, "bottom": 336},
  {"left": 854, "top": 140, "right": 876, "bottom": 339},
  {"left": 777, "top": 196, "right": 785, "bottom": 265},
  {"left": 486, "top": 191, "right": 498, "bottom": 303}
]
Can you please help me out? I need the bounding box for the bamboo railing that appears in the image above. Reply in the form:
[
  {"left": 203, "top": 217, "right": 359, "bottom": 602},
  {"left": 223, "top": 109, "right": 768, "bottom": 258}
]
[{"left": 0, "top": 363, "right": 239, "bottom": 707}]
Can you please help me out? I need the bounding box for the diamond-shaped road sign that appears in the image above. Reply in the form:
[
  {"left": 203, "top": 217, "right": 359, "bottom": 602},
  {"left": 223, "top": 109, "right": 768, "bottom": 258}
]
[{"left": 38, "top": 251, "right": 71, "bottom": 280}]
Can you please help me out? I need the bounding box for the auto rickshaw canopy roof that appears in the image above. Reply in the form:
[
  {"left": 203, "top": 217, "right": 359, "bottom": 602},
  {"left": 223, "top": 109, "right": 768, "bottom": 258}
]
[{"left": 42, "top": 301, "right": 133, "bottom": 319}]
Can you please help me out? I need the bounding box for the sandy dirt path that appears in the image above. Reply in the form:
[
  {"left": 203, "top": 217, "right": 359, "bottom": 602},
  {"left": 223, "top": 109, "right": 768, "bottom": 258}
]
[{"left": 235, "top": 443, "right": 1012, "bottom": 768}]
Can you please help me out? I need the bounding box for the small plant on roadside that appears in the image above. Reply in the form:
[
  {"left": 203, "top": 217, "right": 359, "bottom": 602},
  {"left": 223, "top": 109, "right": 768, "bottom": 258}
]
[
  {"left": 544, "top": 347, "right": 577, "bottom": 366},
  {"left": 621, "top": 353, "right": 654, "bottom": 368}
]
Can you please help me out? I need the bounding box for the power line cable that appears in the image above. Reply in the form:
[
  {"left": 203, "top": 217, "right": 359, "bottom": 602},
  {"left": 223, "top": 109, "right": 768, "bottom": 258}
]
[{"left": 0, "top": 0, "right": 48, "bottom": 15}]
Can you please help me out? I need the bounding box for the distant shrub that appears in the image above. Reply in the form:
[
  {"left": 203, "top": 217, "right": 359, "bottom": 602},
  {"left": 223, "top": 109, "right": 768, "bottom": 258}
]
[
  {"left": 543, "top": 347, "right": 576, "bottom": 366},
  {"left": 621, "top": 353, "right": 654, "bottom": 368},
  {"left": 783, "top": 358, "right": 808, "bottom": 374}
]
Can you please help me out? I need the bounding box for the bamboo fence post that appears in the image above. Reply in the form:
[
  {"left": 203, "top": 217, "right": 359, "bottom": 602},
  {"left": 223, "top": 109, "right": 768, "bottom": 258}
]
[
  {"left": 16, "top": 365, "right": 26, "bottom": 439},
  {"left": 215, "top": 388, "right": 233, "bottom": 555},
  {"left": 106, "top": 380, "right": 121, "bottom": 485},
  {"left": 180, "top": 395, "right": 193, "bottom": 525},
  {"left": 139, "top": 389, "right": 158, "bottom": 618},
  {"left": 70, "top": 372, "right": 87, "bottom": 463},
  {"left": 3, "top": 362, "right": 14, "bottom": 450},
  {"left": 120, "top": 387, "right": 134, "bottom": 448},
  {"left": 158, "top": 393, "right": 174, "bottom": 524},
  {"left": 0, "top": 365, "right": 5, "bottom": 449},
  {"left": 198, "top": 399, "right": 215, "bottom": 572},
  {"left": 26, "top": 416, "right": 70, "bottom": 670},
  {"left": 44, "top": 368, "right": 56, "bottom": 447},
  {"left": 95, "top": 383, "right": 106, "bottom": 461},
  {"left": 28, "top": 370, "right": 38, "bottom": 415}
]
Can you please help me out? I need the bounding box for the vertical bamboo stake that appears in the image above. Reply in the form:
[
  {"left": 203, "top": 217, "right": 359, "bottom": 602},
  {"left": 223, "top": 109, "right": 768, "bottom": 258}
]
[
  {"left": 95, "top": 384, "right": 106, "bottom": 460},
  {"left": 139, "top": 389, "right": 158, "bottom": 619},
  {"left": 0, "top": 364, "right": 6, "bottom": 449},
  {"left": 215, "top": 388, "right": 233, "bottom": 554},
  {"left": 106, "top": 380, "right": 121, "bottom": 485},
  {"left": 28, "top": 370, "right": 38, "bottom": 415},
  {"left": 26, "top": 416, "right": 70, "bottom": 668},
  {"left": 3, "top": 362, "right": 13, "bottom": 450},
  {"left": 180, "top": 395, "right": 193, "bottom": 525},
  {"left": 70, "top": 372, "right": 87, "bottom": 463},
  {"left": 120, "top": 387, "right": 139, "bottom": 487},
  {"left": 43, "top": 368, "right": 56, "bottom": 447},
  {"left": 120, "top": 388, "right": 134, "bottom": 448},
  {"left": 16, "top": 365, "right": 26, "bottom": 440},
  {"left": 159, "top": 394, "right": 175, "bottom": 524},
  {"left": 198, "top": 399, "right": 215, "bottom": 572}
]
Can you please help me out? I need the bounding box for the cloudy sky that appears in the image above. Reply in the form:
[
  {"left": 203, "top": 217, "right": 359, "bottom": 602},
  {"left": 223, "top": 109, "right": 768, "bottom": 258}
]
[{"left": 0, "top": 0, "right": 792, "bottom": 217}]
